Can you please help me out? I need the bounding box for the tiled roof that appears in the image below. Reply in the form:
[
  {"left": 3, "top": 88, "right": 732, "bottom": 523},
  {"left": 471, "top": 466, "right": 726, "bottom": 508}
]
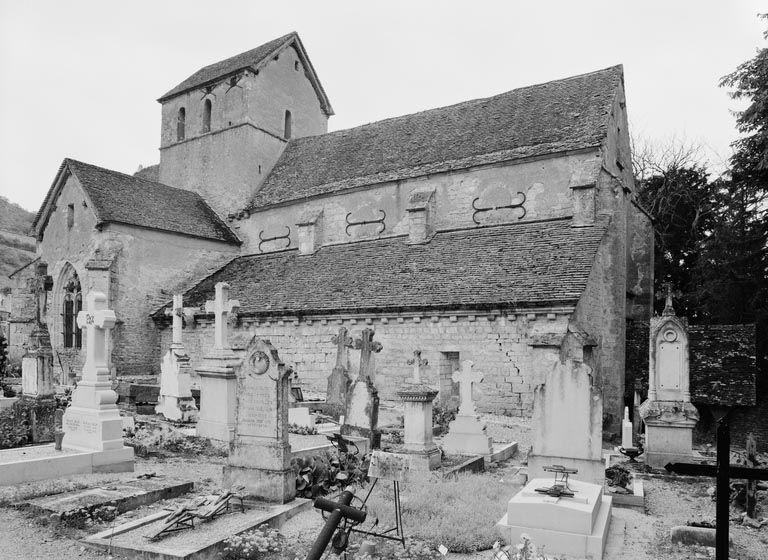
[
  {"left": 249, "top": 65, "right": 623, "bottom": 209},
  {"left": 158, "top": 32, "right": 333, "bottom": 114},
  {"left": 133, "top": 164, "right": 159, "bottom": 182},
  {"left": 156, "top": 218, "right": 607, "bottom": 317},
  {"left": 33, "top": 159, "right": 240, "bottom": 245},
  {"left": 690, "top": 324, "right": 757, "bottom": 407}
]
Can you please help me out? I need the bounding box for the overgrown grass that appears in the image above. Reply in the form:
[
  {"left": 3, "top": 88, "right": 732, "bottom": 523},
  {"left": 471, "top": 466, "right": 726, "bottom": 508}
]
[{"left": 364, "top": 472, "right": 517, "bottom": 552}]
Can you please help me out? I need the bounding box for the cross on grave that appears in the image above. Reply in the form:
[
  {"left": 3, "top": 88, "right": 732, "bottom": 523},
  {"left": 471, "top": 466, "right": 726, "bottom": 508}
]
[
  {"left": 33, "top": 262, "right": 53, "bottom": 326},
  {"left": 165, "top": 294, "right": 198, "bottom": 348},
  {"left": 204, "top": 282, "right": 240, "bottom": 351},
  {"left": 352, "top": 328, "right": 382, "bottom": 382},
  {"left": 452, "top": 360, "right": 483, "bottom": 416},
  {"left": 331, "top": 327, "right": 355, "bottom": 369},
  {"left": 406, "top": 350, "right": 428, "bottom": 383},
  {"left": 76, "top": 291, "right": 117, "bottom": 382},
  {"left": 665, "top": 412, "right": 768, "bottom": 560}
]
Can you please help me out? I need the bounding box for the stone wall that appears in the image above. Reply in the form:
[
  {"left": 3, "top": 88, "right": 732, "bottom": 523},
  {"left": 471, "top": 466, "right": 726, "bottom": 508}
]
[
  {"left": 159, "top": 44, "right": 328, "bottom": 217},
  {"left": 159, "top": 309, "right": 573, "bottom": 416},
  {"left": 236, "top": 151, "right": 598, "bottom": 253}
]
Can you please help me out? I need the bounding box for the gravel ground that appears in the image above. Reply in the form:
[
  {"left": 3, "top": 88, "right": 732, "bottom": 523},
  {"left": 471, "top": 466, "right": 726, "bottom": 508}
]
[{"left": 1, "top": 422, "right": 766, "bottom": 560}]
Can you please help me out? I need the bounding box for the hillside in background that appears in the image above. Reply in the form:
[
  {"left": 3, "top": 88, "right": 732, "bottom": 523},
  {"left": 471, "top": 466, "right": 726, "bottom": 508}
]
[{"left": 0, "top": 195, "right": 36, "bottom": 291}]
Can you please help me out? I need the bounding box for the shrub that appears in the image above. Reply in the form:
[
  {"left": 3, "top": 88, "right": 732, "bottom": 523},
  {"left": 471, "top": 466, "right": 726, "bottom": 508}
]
[
  {"left": 432, "top": 404, "right": 456, "bottom": 436},
  {"left": 291, "top": 447, "right": 370, "bottom": 499},
  {"left": 365, "top": 472, "right": 514, "bottom": 552}
]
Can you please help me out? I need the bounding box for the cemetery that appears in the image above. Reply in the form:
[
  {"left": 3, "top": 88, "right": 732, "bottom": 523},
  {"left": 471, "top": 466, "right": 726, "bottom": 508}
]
[
  {"left": 2, "top": 12, "right": 768, "bottom": 560},
  {"left": 0, "top": 278, "right": 766, "bottom": 560}
]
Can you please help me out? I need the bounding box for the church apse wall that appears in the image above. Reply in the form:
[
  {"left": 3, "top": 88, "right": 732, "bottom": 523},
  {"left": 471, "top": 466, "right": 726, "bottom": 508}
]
[
  {"left": 235, "top": 151, "right": 598, "bottom": 254},
  {"left": 159, "top": 309, "right": 573, "bottom": 417}
]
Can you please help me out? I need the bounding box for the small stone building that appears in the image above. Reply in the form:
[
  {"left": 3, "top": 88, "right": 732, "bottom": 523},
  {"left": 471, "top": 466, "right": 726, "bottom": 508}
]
[{"left": 15, "top": 32, "right": 652, "bottom": 431}]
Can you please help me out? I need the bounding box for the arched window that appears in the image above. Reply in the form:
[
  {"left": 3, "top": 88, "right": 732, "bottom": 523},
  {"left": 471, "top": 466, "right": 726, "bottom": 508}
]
[
  {"left": 202, "top": 99, "right": 212, "bottom": 133},
  {"left": 176, "top": 107, "right": 186, "bottom": 141},
  {"left": 284, "top": 110, "right": 292, "bottom": 139},
  {"left": 62, "top": 275, "right": 82, "bottom": 349}
]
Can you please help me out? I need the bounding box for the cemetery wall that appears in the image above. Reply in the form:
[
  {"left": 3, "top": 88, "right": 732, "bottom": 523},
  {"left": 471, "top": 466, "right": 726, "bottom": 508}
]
[
  {"left": 159, "top": 45, "right": 328, "bottom": 217},
  {"left": 160, "top": 309, "right": 573, "bottom": 416},
  {"left": 235, "top": 151, "right": 595, "bottom": 254}
]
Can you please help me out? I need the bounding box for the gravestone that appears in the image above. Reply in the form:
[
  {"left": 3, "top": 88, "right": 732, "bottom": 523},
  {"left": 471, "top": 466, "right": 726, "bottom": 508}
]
[
  {"left": 54, "top": 408, "right": 64, "bottom": 450},
  {"left": 61, "top": 291, "right": 134, "bottom": 469},
  {"left": 223, "top": 337, "right": 295, "bottom": 503},
  {"left": 196, "top": 282, "right": 241, "bottom": 441},
  {"left": 341, "top": 329, "right": 381, "bottom": 447},
  {"left": 21, "top": 262, "right": 54, "bottom": 399},
  {"left": 639, "top": 288, "right": 699, "bottom": 468},
  {"left": 441, "top": 360, "right": 493, "bottom": 456},
  {"left": 156, "top": 294, "right": 198, "bottom": 422},
  {"left": 527, "top": 326, "right": 604, "bottom": 484},
  {"left": 396, "top": 350, "right": 440, "bottom": 470},
  {"left": 497, "top": 471, "right": 613, "bottom": 559},
  {"left": 326, "top": 327, "right": 354, "bottom": 414}
]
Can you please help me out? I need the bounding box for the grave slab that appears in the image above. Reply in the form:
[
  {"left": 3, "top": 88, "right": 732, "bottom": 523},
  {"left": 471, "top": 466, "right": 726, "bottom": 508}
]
[
  {"left": 83, "top": 498, "right": 311, "bottom": 560},
  {"left": 0, "top": 443, "right": 133, "bottom": 486},
  {"left": 24, "top": 477, "right": 193, "bottom": 518},
  {"left": 497, "top": 477, "right": 612, "bottom": 559}
]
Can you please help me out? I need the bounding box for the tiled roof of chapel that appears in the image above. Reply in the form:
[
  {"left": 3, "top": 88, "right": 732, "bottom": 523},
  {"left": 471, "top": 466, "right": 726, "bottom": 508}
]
[
  {"left": 249, "top": 65, "right": 624, "bottom": 210},
  {"left": 158, "top": 32, "right": 333, "bottom": 114},
  {"left": 155, "top": 217, "right": 607, "bottom": 318},
  {"left": 33, "top": 159, "right": 240, "bottom": 245}
]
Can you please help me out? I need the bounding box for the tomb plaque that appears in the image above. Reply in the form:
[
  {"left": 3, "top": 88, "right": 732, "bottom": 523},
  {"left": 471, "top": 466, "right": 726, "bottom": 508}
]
[
  {"left": 223, "top": 337, "right": 295, "bottom": 503},
  {"left": 658, "top": 332, "right": 681, "bottom": 391}
]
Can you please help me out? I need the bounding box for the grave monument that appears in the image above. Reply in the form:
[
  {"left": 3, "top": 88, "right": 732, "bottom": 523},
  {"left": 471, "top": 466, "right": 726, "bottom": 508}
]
[
  {"left": 441, "top": 360, "right": 493, "bottom": 457},
  {"left": 223, "top": 337, "right": 296, "bottom": 503},
  {"left": 326, "top": 327, "right": 354, "bottom": 414},
  {"left": 62, "top": 290, "right": 134, "bottom": 468},
  {"left": 639, "top": 288, "right": 699, "bottom": 468},
  {"left": 527, "top": 325, "right": 604, "bottom": 485},
  {"left": 395, "top": 350, "right": 440, "bottom": 470},
  {"left": 156, "top": 294, "right": 198, "bottom": 422},
  {"left": 21, "top": 262, "right": 54, "bottom": 399},
  {"left": 196, "top": 282, "right": 241, "bottom": 441},
  {"left": 341, "top": 328, "right": 381, "bottom": 448},
  {"left": 497, "top": 466, "right": 613, "bottom": 559}
]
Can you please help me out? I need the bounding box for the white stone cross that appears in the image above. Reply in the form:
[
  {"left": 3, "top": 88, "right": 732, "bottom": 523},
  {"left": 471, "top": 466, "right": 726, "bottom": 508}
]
[
  {"left": 76, "top": 291, "right": 116, "bottom": 383},
  {"left": 452, "top": 360, "right": 484, "bottom": 416},
  {"left": 204, "top": 282, "right": 240, "bottom": 351},
  {"left": 165, "top": 294, "right": 185, "bottom": 347},
  {"left": 407, "top": 350, "right": 429, "bottom": 383}
]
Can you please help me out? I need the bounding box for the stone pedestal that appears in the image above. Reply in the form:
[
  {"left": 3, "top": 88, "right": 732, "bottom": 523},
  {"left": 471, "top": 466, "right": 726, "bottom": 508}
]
[
  {"left": 196, "top": 354, "right": 239, "bottom": 441},
  {"left": 441, "top": 414, "right": 493, "bottom": 456},
  {"left": 222, "top": 337, "right": 295, "bottom": 503},
  {"left": 639, "top": 401, "right": 699, "bottom": 468},
  {"left": 0, "top": 396, "right": 18, "bottom": 410},
  {"left": 156, "top": 348, "right": 198, "bottom": 423},
  {"left": 22, "top": 323, "right": 55, "bottom": 399},
  {"left": 497, "top": 477, "right": 612, "bottom": 559},
  {"left": 396, "top": 383, "right": 440, "bottom": 471}
]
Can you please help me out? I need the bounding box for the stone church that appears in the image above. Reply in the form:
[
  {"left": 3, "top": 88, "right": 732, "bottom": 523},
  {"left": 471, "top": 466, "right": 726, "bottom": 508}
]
[{"left": 8, "top": 32, "right": 652, "bottom": 431}]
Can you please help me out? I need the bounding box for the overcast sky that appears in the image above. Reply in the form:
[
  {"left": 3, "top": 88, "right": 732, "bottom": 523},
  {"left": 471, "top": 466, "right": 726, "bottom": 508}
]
[{"left": 0, "top": 1, "right": 764, "bottom": 212}]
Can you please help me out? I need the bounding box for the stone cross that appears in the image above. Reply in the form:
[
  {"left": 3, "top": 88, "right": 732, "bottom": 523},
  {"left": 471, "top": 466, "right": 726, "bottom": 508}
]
[
  {"left": 33, "top": 262, "right": 53, "bottom": 326},
  {"left": 353, "top": 328, "right": 382, "bottom": 382},
  {"left": 204, "top": 282, "right": 240, "bottom": 351},
  {"left": 165, "top": 294, "right": 198, "bottom": 348},
  {"left": 331, "top": 327, "right": 354, "bottom": 369},
  {"left": 452, "top": 360, "right": 483, "bottom": 416},
  {"left": 406, "top": 350, "right": 428, "bottom": 383},
  {"left": 662, "top": 282, "right": 676, "bottom": 316},
  {"left": 77, "top": 291, "right": 116, "bottom": 382}
]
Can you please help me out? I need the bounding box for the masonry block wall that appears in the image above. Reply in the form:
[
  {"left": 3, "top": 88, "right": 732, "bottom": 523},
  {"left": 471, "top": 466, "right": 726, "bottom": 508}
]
[
  {"left": 159, "top": 45, "right": 328, "bottom": 217},
  {"left": 159, "top": 310, "right": 572, "bottom": 416}
]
